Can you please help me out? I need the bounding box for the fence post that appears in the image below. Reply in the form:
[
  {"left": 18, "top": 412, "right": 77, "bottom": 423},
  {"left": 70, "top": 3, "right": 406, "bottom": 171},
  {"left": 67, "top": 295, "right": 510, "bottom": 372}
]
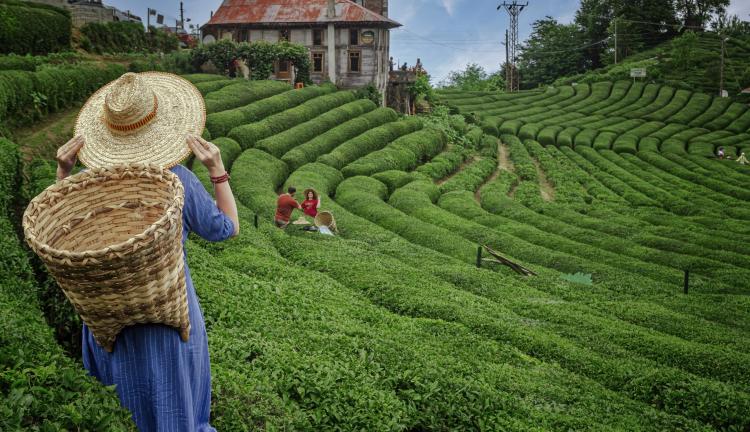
[
  {"left": 476, "top": 246, "right": 482, "bottom": 268},
  {"left": 683, "top": 270, "right": 689, "bottom": 294},
  {"left": 254, "top": 214, "right": 259, "bottom": 229}
]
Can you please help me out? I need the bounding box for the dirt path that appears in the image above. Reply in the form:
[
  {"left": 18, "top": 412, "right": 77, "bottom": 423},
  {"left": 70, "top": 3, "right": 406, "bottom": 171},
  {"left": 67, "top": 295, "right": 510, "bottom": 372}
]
[
  {"left": 15, "top": 105, "right": 80, "bottom": 163},
  {"left": 532, "top": 158, "right": 555, "bottom": 202},
  {"left": 498, "top": 140, "right": 514, "bottom": 172},
  {"left": 436, "top": 156, "right": 479, "bottom": 186},
  {"left": 475, "top": 139, "right": 513, "bottom": 202}
]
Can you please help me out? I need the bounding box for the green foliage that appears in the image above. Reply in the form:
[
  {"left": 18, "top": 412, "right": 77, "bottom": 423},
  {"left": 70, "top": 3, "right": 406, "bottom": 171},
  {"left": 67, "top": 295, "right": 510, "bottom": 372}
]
[
  {"left": 0, "top": 0, "right": 71, "bottom": 55},
  {"left": 671, "top": 31, "right": 699, "bottom": 70},
  {"left": 193, "top": 39, "right": 311, "bottom": 84},
  {"left": 0, "top": 138, "right": 135, "bottom": 431},
  {"left": 440, "top": 63, "right": 504, "bottom": 91},
  {"left": 518, "top": 18, "right": 589, "bottom": 89},
  {"left": 229, "top": 90, "right": 357, "bottom": 149},
  {"left": 81, "top": 22, "right": 178, "bottom": 54},
  {"left": 0, "top": 62, "right": 126, "bottom": 127},
  {"left": 341, "top": 128, "right": 446, "bottom": 177}
]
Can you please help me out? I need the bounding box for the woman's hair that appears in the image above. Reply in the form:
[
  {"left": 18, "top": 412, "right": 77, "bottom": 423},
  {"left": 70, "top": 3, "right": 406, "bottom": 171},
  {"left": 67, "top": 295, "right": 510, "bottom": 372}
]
[{"left": 304, "top": 188, "right": 318, "bottom": 200}]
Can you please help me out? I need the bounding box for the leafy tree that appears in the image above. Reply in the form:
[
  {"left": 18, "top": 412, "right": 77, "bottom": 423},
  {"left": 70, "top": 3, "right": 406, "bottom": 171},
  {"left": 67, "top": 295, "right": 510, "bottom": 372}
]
[
  {"left": 671, "top": 30, "right": 699, "bottom": 70},
  {"left": 712, "top": 13, "right": 750, "bottom": 36},
  {"left": 441, "top": 63, "right": 505, "bottom": 91},
  {"left": 518, "top": 18, "right": 589, "bottom": 88},
  {"left": 674, "top": 0, "right": 730, "bottom": 30}
]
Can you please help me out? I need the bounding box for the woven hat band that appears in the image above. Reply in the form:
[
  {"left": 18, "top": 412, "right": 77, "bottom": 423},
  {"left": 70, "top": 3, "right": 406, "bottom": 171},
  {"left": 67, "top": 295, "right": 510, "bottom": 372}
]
[{"left": 105, "top": 94, "right": 158, "bottom": 133}]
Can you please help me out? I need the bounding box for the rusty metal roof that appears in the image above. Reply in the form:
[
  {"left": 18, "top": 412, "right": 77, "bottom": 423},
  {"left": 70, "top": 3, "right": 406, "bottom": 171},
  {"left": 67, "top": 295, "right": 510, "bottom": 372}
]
[{"left": 205, "top": 0, "right": 401, "bottom": 28}]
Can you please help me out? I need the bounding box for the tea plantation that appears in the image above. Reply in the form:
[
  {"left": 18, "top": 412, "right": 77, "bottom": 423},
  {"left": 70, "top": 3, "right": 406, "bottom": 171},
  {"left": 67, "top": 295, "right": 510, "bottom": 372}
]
[{"left": 3, "top": 74, "right": 750, "bottom": 430}]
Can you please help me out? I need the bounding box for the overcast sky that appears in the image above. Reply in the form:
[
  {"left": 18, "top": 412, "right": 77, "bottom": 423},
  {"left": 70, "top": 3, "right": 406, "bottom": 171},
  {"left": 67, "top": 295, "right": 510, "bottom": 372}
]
[{"left": 107, "top": 0, "right": 750, "bottom": 83}]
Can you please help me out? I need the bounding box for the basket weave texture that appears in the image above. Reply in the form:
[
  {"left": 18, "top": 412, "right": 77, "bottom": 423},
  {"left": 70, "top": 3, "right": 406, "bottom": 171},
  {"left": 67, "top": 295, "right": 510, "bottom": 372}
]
[
  {"left": 23, "top": 164, "right": 189, "bottom": 352},
  {"left": 314, "top": 211, "right": 337, "bottom": 232}
]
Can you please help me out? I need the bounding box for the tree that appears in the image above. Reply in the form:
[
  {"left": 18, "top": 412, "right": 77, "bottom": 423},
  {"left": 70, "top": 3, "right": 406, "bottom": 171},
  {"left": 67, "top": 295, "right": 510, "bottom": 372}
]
[
  {"left": 518, "top": 18, "right": 588, "bottom": 88},
  {"left": 674, "top": 0, "right": 730, "bottom": 30},
  {"left": 575, "top": 0, "right": 613, "bottom": 69},
  {"left": 671, "top": 30, "right": 699, "bottom": 70},
  {"left": 442, "top": 63, "right": 505, "bottom": 91}
]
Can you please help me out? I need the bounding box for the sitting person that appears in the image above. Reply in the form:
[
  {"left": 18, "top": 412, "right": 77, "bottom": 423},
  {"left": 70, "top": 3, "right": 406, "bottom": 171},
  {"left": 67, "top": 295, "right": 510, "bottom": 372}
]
[
  {"left": 738, "top": 152, "right": 748, "bottom": 165},
  {"left": 301, "top": 188, "right": 321, "bottom": 218},
  {"left": 717, "top": 146, "right": 725, "bottom": 159},
  {"left": 275, "top": 186, "right": 301, "bottom": 229}
]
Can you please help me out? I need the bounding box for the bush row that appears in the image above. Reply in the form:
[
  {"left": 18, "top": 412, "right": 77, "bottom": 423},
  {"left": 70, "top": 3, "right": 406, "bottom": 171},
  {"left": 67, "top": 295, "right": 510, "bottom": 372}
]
[
  {"left": 0, "top": 138, "right": 136, "bottom": 430},
  {"left": 204, "top": 80, "right": 293, "bottom": 114},
  {"left": 318, "top": 117, "right": 423, "bottom": 170},
  {"left": 205, "top": 84, "right": 331, "bottom": 137},
  {"left": 0, "top": 62, "right": 125, "bottom": 127},
  {"left": 439, "top": 157, "right": 497, "bottom": 194},
  {"left": 256, "top": 98, "right": 375, "bottom": 157},
  {"left": 0, "top": 1, "right": 70, "bottom": 55},
  {"left": 341, "top": 128, "right": 447, "bottom": 178},
  {"left": 229, "top": 91, "right": 357, "bottom": 149},
  {"left": 281, "top": 107, "right": 398, "bottom": 171}
]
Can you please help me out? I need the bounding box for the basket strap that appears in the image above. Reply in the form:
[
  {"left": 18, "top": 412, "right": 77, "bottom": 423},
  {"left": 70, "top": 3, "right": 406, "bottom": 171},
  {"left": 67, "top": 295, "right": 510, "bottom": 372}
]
[{"left": 48, "top": 200, "right": 166, "bottom": 246}]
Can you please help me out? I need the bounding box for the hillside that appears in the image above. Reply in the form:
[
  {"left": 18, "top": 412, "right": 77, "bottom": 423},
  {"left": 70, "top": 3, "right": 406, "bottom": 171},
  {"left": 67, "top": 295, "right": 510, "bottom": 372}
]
[
  {"left": 3, "top": 74, "right": 750, "bottom": 430},
  {"left": 553, "top": 32, "right": 750, "bottom": 101},
  {"left": 441, "top": 79, "right": 750, "bottom": 157}
]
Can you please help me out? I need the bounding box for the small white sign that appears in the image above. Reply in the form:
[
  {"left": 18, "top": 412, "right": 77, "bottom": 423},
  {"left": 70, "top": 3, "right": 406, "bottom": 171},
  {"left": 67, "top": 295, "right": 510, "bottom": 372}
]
[
  {"left": 630, "top": 68, "right": 647, "bottom": 78},
  {"left": 720, "top": 89, "right": 729, "bottom": 98}
]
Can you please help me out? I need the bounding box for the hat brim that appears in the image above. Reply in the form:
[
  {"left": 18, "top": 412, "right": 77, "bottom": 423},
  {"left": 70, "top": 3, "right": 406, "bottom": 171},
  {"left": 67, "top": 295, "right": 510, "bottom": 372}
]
[{"left": 75, "top": 72, "right": 205, "bottom": 169}]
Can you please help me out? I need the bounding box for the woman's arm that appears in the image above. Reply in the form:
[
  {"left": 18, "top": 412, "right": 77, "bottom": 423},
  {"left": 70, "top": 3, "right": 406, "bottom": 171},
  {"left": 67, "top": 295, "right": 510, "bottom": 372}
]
[
  {"left": 56, "top": 135, "right": 84, "bottom": 180},
  {"left": 188, "top": 135, "right": 240, "bottom": 236},
  {"left": 317, "top": 197, "right": 321, "bottom": 209}
]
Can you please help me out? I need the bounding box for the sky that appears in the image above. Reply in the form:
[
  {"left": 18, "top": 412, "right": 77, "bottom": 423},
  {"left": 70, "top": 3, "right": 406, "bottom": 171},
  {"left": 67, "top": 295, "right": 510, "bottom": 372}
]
[{"left": 108, "top": 0, "right": 750, "bottom": 84}]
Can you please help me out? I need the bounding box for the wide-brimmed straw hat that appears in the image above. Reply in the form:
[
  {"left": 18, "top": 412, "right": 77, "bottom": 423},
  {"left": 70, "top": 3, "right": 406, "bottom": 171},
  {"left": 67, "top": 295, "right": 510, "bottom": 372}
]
[{"left": 75, "top": 72, "right": 205, "bottom": 169}]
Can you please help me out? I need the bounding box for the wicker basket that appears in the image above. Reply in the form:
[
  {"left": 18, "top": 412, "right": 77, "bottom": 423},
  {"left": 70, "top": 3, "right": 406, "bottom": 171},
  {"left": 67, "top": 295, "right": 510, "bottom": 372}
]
[
  {"left": 23, "top": 164, "right": 188, "bottom": 352},
  {"left": 314, "top": 211, "right": 337, "bottom": 232}
]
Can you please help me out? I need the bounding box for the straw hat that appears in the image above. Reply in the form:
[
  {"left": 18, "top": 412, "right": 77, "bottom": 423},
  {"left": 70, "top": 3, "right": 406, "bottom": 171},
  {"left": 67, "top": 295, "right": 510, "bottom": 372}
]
[{"left": 75, "top": 72, "right": 205, "bottom": 169}]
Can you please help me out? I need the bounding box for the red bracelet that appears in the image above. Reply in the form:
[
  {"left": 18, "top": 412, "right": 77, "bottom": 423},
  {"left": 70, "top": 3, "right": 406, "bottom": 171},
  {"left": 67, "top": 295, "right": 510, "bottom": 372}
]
[{"left": 210, "top": 172, "right": 230, "bottom": 184}]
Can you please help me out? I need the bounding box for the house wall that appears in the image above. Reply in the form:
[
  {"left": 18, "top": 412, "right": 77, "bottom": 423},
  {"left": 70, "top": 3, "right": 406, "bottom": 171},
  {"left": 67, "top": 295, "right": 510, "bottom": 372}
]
[{"left": 205, "top": 24, "right": 391, "bottom": 96}]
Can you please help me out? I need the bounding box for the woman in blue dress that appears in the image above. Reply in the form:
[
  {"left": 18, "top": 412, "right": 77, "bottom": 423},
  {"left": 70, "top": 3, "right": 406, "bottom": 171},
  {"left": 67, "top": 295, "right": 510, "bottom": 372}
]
[{"left": 56, "top": 128, "right": 239, "bottom": 429}]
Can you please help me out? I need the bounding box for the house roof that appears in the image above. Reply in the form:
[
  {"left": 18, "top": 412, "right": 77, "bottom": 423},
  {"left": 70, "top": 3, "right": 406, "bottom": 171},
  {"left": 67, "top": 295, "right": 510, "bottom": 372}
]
[{"left": 204, "top": 0, "right": 401, "bottom": 28}]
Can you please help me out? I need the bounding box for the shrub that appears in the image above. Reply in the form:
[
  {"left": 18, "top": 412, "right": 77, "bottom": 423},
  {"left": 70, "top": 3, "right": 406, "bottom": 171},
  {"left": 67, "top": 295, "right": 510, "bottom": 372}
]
[
  {"left": 593, "top": 131, "right": 617, "bottom": 150},
  {"left": 0, "top": 62, "right": 126, "bottom": 127},
  {"left": 318, "top": 117, "right": 423, "bottom": 169},
  {"left": 612, "top": 134, "right": 639, "bottom": 154},
  {"left": 638, "top": 137, "right": 661, "bottom": 152},
  {"left": 281, "top": 107, "right": 398, "bottom": 171},
  {"left": 230, "top": 149, "right": 289, "bottom": 219},
  {"left": 0, "top": 1, "right": 70, "bottom": 55},
  {"left": 204, "top": 80, "right": 292, "bottom": 114},
  {"left": 416, "top": 145, "right": 471, "bottom": 180},
  {"left": 81, "top": 22, "right": 178, "bottom": 54},
  {"left": 537, "top": 125, "right": 563, "bottom": 147},
  {"left": 557, "top": 127, "right": 580, "bottom": 147},
  {"left": 229, "top": 90, "right": 357, "bottom": 149},
  {"left": 0, "top": 138, "right": 136, "bottom": 431},
  {"left": 440, "top": 158, "right": 497, "bottom": 194},
  {"left": 205, "top": 84, "right": 331, "bottom": 137},
  {"left": 573, "top": 128, "right": 599, "bottom": 147},
  {"left": 194, "top": 79, "right": 234, "bottom": 96},
  {"left": 341, "top": 128, "right": 446, "bottom": 177},
  {"left": 256, "top": 98, "right": 375, "bottom": 157}
]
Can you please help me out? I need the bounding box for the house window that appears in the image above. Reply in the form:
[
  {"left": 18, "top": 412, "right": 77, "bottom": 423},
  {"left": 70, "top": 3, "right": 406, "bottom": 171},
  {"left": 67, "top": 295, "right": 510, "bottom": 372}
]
[
  {"left": 312, "top": 52, "right": 324, "bottom": 73},
  {"left": 349, "top": 29, "right": 359, "bottom": 46},
  {"left": 349, "top": 51, "right": 361, "bottom": 73},
  {"left": 238, "top": 29, "right": 249, "bottom": 42},
  {"left": 313, "top": 29, "right": 323, "bottom": 46},
  {"left": 278, "top": 60, "right": 290, "bottom": 73},
  {"left": 280, "top": 29, "right": 290, "bottom": 42}
]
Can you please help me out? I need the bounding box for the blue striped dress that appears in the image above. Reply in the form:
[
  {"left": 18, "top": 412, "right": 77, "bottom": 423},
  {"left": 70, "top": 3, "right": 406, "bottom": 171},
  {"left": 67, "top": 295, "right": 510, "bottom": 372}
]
[{"left": 82, "top": 165, "right": 235, "bottom": 432}]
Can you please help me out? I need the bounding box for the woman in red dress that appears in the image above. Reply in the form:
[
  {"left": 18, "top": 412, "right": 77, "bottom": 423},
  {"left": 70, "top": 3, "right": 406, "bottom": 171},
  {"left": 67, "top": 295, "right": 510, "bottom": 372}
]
[{"left": 301, "top": 188, "right": 320, "bottom": 218}]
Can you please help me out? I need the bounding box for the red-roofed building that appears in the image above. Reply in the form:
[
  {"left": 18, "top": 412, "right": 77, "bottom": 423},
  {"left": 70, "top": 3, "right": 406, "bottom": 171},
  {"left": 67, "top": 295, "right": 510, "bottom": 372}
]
[{"left": 202, "top": 0, "right": 400, "bottom": 96}]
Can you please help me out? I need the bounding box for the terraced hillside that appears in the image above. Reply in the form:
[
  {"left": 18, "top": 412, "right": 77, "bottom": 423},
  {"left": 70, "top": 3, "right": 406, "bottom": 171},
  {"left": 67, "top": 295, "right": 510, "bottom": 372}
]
[
  {"left": 10, "top": 74, "right": 750, "bottom": 430},
  {"left": 440, "top": 80, "right": 750, "bottom": 157}
]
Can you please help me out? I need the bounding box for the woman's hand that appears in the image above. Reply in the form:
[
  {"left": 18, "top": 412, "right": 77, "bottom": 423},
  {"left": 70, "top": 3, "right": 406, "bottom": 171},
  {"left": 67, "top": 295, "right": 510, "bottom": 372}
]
[
  {"left": 187, "top": 135, "right": 225, "bottom": 177},
  {"left": 56, "top": 135, "right": 84, "bottom": 180}
]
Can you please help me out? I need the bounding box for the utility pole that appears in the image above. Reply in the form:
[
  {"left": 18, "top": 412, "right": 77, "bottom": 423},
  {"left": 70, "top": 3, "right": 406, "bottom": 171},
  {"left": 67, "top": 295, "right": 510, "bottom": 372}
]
[
  {"left": 504, "top": 29, "right": 509, "bottom": 89},
  {"left": 719, "top": 36, "right": 728, "bottom": 97},
  {"left": 497, "top": 1, "right": 528, "bottom": 92},
  {"left": 180, "top": 2, "right": 185, "bottom": 30},
  {"left": 614, "top": 18, "right": 618, "bottom": 64}
]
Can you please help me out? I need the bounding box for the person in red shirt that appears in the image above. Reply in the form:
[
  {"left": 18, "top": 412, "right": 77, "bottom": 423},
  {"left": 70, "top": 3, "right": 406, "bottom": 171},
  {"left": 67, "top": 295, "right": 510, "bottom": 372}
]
[
  {"left": 301, "top": 188, "right": 321, "bottom": 218},
  {"left": 275, "top": 186, "right": 301, "bottom": 228}
]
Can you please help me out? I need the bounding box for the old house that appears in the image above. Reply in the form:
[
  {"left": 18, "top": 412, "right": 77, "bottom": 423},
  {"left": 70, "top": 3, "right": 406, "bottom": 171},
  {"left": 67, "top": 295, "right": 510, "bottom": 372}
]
[{"left": 201, "top": 0, "right": 401, "bottom": 97}]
